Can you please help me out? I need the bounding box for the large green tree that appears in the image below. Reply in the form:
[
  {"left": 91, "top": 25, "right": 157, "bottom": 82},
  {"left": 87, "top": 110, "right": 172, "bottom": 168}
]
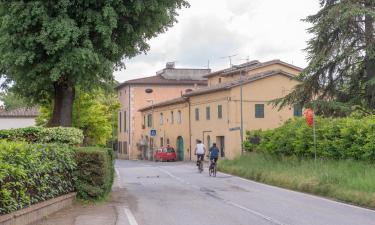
[
  {"left": 0, "top": 0, "right": 188, "bottom": 126},
  {"left": 37, "top": 87, "right": 120, "bottom": 146},
  {"left": 0, "top": 91, "right": 30, "bottom": 111},
  {"left": 275, "top": 0, "right": 375, "bottom": 116}
]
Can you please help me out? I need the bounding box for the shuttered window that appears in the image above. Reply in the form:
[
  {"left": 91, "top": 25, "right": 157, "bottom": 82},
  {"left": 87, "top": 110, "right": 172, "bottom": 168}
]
[
  {"left": 255, "top": 104, "right": 264, "bottom": 118},
  {"left": 195, "top": 108, "right": 199, "bottom": 121},
  {"left": 293, "top": 104, "right": 302, "bottom": 117},
  {"left": 217, "top": 105, "right": 222, "bottom": 119}
]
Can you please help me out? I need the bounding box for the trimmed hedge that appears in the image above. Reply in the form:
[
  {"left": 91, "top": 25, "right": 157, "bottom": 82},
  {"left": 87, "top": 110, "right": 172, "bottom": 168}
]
[
  {"left": 0, "top": 127, "right": 83, "bottom": 145},
  {"left": 245, "top": 116, "right": 375, "bottom": 161},
  {"left": 74, "top": 147, "right": 115, "bottom": 200},
  {"left": 0, "top": 140, "right": 76, "bottom": 214}
]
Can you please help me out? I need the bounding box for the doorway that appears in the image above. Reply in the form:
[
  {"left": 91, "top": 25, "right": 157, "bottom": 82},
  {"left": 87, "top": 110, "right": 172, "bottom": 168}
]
[
  {"left": 177, "top": 136, "right": 184, "bottom": 161},
  {"left": 216, "top": 136, "right": 225, "bottom": 157}
]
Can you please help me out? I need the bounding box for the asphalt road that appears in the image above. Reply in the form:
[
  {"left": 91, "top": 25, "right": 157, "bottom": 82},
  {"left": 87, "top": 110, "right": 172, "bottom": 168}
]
[{"left": 115, "top": 160, "right": 375, "bottom": 225}]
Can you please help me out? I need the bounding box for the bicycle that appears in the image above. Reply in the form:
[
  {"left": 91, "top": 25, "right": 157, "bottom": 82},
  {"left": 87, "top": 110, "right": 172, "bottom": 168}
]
[
  {"left": 197, "top": 158, "right": 203, "bottom": 173},
  {"left": 209, "top": 159, "right": 217, "bottom": 177}
]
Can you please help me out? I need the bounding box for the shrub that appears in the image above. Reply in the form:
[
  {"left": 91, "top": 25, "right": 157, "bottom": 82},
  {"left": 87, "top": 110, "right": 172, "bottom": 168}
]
[
  {"left": 74, "top": 147, "right": 115, "bottom": 200},
  {"left": 245, "top": 116, "right": 375, "bottom": 162},
  {"left": 0, "top": 127, "right": 83, "bottom": 145},
  {"left": 0, "top": 140, "right": 76, "bottom": 214}
]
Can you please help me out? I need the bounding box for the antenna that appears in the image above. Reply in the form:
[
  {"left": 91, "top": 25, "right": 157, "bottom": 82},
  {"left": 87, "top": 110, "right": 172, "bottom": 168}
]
[
  {"left": 207, "top": 60, "right": 210, "bottom": 69},
  {"left": 220, "top": 54, "right": 237, "bottom": 67}
]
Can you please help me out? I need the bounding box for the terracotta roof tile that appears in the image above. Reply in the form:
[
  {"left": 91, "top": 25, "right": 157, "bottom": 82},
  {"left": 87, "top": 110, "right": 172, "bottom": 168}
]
[
  {"left": 0, "top": 107, "right": 39, "bottom": 118},
  {"left": 115, "top": 75, "right": 207, "bottom": 90}
]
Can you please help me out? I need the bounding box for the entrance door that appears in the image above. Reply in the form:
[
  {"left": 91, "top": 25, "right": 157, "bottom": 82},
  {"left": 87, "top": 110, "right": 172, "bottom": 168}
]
[
  {"left": 217, "top": 136, "right": 225, "bottom": 157},
  {"left": 177, "top": 136, "right": 184, "bottom": 161}
]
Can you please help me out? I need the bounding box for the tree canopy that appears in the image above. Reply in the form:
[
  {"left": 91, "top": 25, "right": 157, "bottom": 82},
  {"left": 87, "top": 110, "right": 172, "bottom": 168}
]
[
  {"left": 0, "top": 91, "right": 30, "bottom": 111},
  {"left": 275, "top": 0, "right": 375, "bottom": 116},
  {"left": 0, "top": 0, "right": 188, "bottom": 126}
]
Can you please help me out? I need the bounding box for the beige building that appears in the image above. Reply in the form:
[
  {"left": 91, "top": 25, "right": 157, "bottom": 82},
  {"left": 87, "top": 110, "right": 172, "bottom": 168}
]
[
  {"left": 139, "top": 60, "right": 303, "bottom": 160},
  {"left": 115, "top": 63, "right": 210, "bottom": 159}
]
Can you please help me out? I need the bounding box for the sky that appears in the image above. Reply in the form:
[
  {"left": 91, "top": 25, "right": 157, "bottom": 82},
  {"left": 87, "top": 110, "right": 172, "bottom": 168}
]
[{"left": 114, "top": 0, "right": 321, "bottom": 83}]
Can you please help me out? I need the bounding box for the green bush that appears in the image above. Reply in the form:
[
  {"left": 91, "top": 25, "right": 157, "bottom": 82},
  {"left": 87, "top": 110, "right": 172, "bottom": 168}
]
[
  {"left": 245, "top": 116, "right": 375, "bottom": 161},
  {"left": 0, "top": 140, "right": 76, "bottom": 214},
  {"left": 74, "top": 147, "right": 114, "bottom": 200},
  {"left": 0, "top": 127, "right": 83, "bottom": 145}
]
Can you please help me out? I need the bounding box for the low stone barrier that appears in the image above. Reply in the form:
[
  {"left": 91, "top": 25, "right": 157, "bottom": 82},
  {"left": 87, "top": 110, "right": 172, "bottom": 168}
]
[{"left": 0, "top": 193, "right": 76, "bottom": 225}]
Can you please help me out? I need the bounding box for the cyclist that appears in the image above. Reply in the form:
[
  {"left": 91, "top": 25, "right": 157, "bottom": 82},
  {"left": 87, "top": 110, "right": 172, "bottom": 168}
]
[
  {"left": 195, "top": 140, "right": 206, "bottom": 167},
  {"left": 209, "top": 143, "right": 219, "bottom": 170}
]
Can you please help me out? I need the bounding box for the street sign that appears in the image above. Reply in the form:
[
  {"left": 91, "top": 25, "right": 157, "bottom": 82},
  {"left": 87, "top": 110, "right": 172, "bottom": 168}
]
[
  {"left": 229, "top": 127, "right": 240, "bottom": 131},
  {"left": 150, "top": 129, "right": 157, "bottom": 137}
]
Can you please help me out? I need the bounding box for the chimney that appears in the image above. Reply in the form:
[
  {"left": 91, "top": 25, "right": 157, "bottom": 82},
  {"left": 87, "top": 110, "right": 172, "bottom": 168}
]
[{"left": 166, "top": 62, "right": 175, "bottom": 69}]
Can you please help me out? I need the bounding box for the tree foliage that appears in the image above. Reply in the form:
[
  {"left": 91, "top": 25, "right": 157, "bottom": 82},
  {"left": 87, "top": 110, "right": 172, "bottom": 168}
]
[
  {"left": 275, "top": 0, "right": 375, "bottom": 116},
  {"left": 0, "top": 0, "right": 188, "bottom": 126},
  {"left": 0, "top": 91, "right": 30, "bottom": 111},
  {"left": 37, "top": 88, "right": 120, "bottom": 146}
]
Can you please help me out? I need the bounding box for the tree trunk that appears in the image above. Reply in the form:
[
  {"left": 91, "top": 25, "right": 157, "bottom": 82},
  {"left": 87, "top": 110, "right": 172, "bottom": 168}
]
[
  {"left": 48, "top": 76, "right": 75, "bottom": 127},
  {"left": 364, "top": 0, "right": 375, "bottom": 109}
]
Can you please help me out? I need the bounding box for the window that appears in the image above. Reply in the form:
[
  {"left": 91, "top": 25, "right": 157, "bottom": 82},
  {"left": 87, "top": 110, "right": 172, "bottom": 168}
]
[
  {"left": 217, "top": 105, "right": 223, "bottom": 119},
  {"left": 206, "top": 106, "right": 211, "bottom": 120},
  {"left": 170, "top": 111, "right": 174, "bottom": 124},
  {"left": 119, "top": 111, "right": 122, "bottom": 132},
  {"left": 118, "top": 141, "right": 122, "bottom": 153},
  {"left": 124, "top": 111, "right": 127, "bottom": 132},
  {"left": 293, "top": 104, "right": 302, "bottom": 117},
  {"left": 167, "top": 138, "right": 170, "bottom": 145},
  {"left": 195, "top": 108, "right": 199, "bottom": 121},
  {"left": 147, "top": 114, "right": 153, "bottom": 127},
  {"left": 123, "top": 142, "right": 128, "bottom": 154},
  {"left": 177, "top": 110, "right": 182, "bottom": 124},
  {"left": 143, "top": 115, "right": 146, "bottom": 128},
  {"left": 255, "top": 104, "right": 265, "bottom": 118},
  {"left": 219, "top": 78, "right": 222, "bottom": 83},
  {"left": 160, "top": 137, "right": 164, "bottom": 147},
  {"left": 160, "top": 113, "right": 164, "bottom": 125}
]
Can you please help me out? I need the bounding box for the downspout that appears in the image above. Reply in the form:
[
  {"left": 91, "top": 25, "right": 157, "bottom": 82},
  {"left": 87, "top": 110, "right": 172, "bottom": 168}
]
[
  {"left": 128, "top": 85, "right": 131, "bottom": 160},
  {"left": 188, "top": 97, "right": 192, "bottom": 161}
]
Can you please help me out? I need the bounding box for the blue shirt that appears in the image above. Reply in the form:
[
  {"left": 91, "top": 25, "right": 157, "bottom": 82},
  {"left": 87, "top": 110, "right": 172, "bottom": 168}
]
[{"left": 209, "top": 146, "right": 219, "bottom": 158}]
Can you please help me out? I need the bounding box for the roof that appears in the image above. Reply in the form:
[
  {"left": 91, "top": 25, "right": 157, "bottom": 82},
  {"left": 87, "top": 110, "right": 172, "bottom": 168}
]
[
  {"left": 203, "top": 59, "right": 303, "bottom": 78},
  {"left": 139, "top": 97, "right": 188, "bottom": 112},
  {"left": 184, "top": 70, "right": 296, "bottom": 97},
  {"left": 115, "top": 75, "right": 207, "bottom": 90},
  {"left": 0, "top": 107, "right": 39, "bottom": 118}
]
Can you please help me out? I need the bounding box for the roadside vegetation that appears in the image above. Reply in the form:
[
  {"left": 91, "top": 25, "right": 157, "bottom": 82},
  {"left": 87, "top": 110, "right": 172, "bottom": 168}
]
[
  {"left": 219, "top": 153, "right": 375, "bottom": 208},
  {"left": 0, "top": 127, "right": 115, "bottom": 215},
  {"left": 219, "top": 116, "right": 375, "bottom": 209}
]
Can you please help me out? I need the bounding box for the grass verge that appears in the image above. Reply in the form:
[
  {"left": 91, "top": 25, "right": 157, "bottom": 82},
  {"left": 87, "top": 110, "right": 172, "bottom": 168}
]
[{"left": 218, "top": 153, "right": 375, "bottom": 208}]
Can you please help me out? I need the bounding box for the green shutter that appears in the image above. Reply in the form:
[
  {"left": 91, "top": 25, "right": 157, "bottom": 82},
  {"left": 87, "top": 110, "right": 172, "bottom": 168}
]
[
  {"left": 195, "top": 108, "right": 199, "bottom": 121},
  {"left": 206, "top": 106, "right": 210, "bottom": 120},
  {"left": 119, "top": 112, "right": 122, "bottom": 132},
  {"left": 217, "top": 105, "right": 222, "bottom": 119},
  {"left": 255, "top": 104, "right": 264, "bottom": 118},
  {"left": 293, "top": 104, "right": 302, "bottom": 117}
]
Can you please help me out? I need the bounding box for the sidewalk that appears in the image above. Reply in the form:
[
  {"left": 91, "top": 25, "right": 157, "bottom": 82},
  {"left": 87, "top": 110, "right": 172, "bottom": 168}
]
[{"left": 33, "top": 186, "right": 130, "bottom": 225}]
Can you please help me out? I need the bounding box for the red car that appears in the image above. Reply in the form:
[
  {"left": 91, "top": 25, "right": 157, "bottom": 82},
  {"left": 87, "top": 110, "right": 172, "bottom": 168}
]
[{"left": 154, "top": 146, "right": 177, "bottom": 162}]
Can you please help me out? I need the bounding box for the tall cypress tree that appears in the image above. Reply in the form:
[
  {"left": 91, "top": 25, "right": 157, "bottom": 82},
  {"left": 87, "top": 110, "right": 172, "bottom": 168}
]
[{"left": 275, "top": 0, "right": 375, "bottom": 116}]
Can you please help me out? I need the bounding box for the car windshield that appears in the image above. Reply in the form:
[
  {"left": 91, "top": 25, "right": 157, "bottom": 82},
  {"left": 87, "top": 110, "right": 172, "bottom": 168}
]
[{"left": 163, "top": 147, "right": 175, "bottom": 153}]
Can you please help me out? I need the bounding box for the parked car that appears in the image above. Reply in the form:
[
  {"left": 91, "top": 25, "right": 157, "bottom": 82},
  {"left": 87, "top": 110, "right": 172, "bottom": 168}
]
[{"left": 154, "top": 146, "right": 177, "bottom": 162}]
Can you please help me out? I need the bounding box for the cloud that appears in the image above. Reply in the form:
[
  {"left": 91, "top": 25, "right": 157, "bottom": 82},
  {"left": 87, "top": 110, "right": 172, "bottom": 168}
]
[{"left": 114, "top": 0, "right": 320, "bottom": 83}]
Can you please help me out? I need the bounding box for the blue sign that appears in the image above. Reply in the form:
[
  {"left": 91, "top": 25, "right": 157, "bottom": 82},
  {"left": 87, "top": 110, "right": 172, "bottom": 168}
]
[{"left": 150, "top": 129, "right": 157, "bottom": 137}]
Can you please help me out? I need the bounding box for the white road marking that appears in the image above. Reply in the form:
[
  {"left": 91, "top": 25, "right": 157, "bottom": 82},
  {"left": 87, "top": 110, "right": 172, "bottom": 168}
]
[
  {"left": 157, "top": 166, "right": 287, "bottom": 225},
  {"left": 124, "top": 208, "right": 139, "bottom": 225},
  {"left": 218, "top": 171, "right": 375, "bottom": 213},
  {"left": 115, "top": 168, "right": 122, "bottom": 188}
]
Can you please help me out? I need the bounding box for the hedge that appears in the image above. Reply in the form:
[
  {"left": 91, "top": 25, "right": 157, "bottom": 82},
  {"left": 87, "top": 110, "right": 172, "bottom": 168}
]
[
  {"left": 245, "top": 116, "right": 375, "bottom": 161},
  {"left": 0, "top": 140, "right": 76, "bottom": 214},
  {"left": 74, "top": 147, "right": 115, "bottom": 200},
  {"left": 0, "top": 127, "right": 83, "bottom": 145}
]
